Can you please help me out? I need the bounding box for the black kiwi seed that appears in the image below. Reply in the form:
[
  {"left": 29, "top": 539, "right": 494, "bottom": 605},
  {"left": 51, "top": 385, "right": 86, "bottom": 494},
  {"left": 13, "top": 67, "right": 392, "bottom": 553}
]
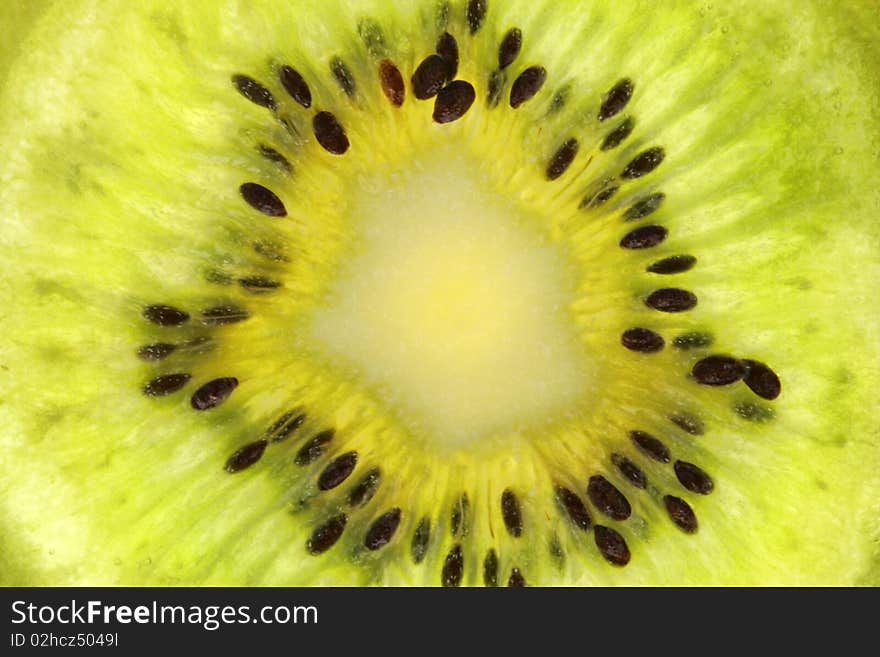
[
  {"left": 190, "top": 377, "right": 239, "bottom": 411},
  {"left": 620, "top": 224, "right": 668, "bottom": 249},
  {"left": 621, "top": 146, "right": 665, "bottom": 179},
  {"left": 294, "top": 429, "right": 335, "bottom": 466},
  {"left": 598, "top": 78, "right": 634, "bottom": 122},
  {"left": 669, "top": 413, "right": 705, "bottom": 435},
  {"left": 664, "top": 495, "right": 698, "bottom": 533},
  {"left": 483, "top": 549, "right": 499, "bottom": 586},
  {"left": 594, "top": 525, "right": 630, "bottom": 566},
  {"left": 554, "top": 486, "right": 592, "bottom": 531},
  {"left": 674, "top": 460, "right": 714, "bottom": 495},
  {"left": 692, "top": 355, "right": 747, "bottom": 386},
  {"left": 364, "top": 508, "right": 402, "bottom": 551},
  {"left": 611, "top": 454, "right": 647, "bottom": 489},
  {"left": 433, "top": 80, "right": 476, "bottom": 123},
  {"left": 232, "top": 74, "right": 276, "bottom": 110},
  {"left": 647, "top": 254, "right": 697, "bottom": 274},
  {"left": 258, "top": 145, "right": 292, "bottom": 173},
  {"left": 442, "top": 544, "right": 464, "bottom": 587},
  {"left": 466, "top": 0, "right": 488, "bottom": 34},
  {"left": 623, "top": 192, "right": 665, "bottom": 221},
  {"left": 358, "top": 18, "right": 387, "bottom": 58},
  {"left": 672, "top": 332, "right": 713, "bottom": 350},
  {"left": 278, "top": 65, "right": 312, "bottom": 108},
  {"left": 451, "top": 493, "right": 470, "bottom": 537},
  {"left": 412, "top": 54, "right": 448, "bottom": 100},
  {"left": 224, "top": 439, "right": 268, "bottom": 474},
  {"left": 510, "top": 66, "right": 547, "bottom": 108},
  {"left": 486, "top": 69, "right": 506, "bottom": 108},
  {"left": 508, "top": 568, "right": 526, "bottom": 587},
  {"left": 600, "top": 117, "right": 635, "bottom": 151},
  {"left": 143, "top": 373, "right": 191, "bottom": 397},
  {"left": 587, "top": 475, "right": 632, "bottom": 520},
  {"left": 143, "top": 304, "right": 189, "bottom": 327},
  {"left": 239, "top": 182, "right": 287, "bottom": 217},
  {"left": 645, "top": 288, "right": 697, "bottom": 312},
  {"left": 330, "top": 57, "right": 356, "bottom": 97},
  {"left": 200, "top": 305, "right": 249, "bottom": 326},
  {"left": 545, "top": 138, "right": 579, "bottom": 181},
  {"left": 501, "top": 489, "right": 523, "bottom": 538},
  {"left": 498, "top": 28, "right": 522, "bottom": 69},
  {"left": 349, "top": 468, "right": 381, "bottom": 507},
  {"left": 307, "top": 514, "right": 347, "bottom": 555},
  {"left": 435, "top": 32, "right": 459, "bottom": 80},
  {"left": 238, "top": 276, "right": 281, "bottom": 292},
  {"left": 621, "top": 327, "right": 665, "bottom": 353},
  {"left": 411, "top": 517, "right": 431, "bottom": 564},
  {"left": 313, "top": 111, "right": 350, "bottom": 155},
  {"left": 379, "top": 59, "right": 405, "bottom": 106},
  {"left": 317, "top": 451, "right": 358, "bottom": 490},
  {"left": 581, "top": 184, "right": 619, "bottom": 209},
  {"left": 267, "top": 410, "right": 306, "bottom": 442},
  {"left": 629, "top": 430, "right": 671, "bottom": 463},
  {"left": 137, "top": 342, "right": 176, "bottom": 361},
  {"left": 742, "top": 360, "right": 782, "bottom": 400}
]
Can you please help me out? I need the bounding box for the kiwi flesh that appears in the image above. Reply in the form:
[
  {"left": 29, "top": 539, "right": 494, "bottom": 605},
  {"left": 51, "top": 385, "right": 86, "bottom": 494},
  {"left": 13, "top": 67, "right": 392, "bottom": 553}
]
[{"left": 0, "top": 0, "right": 878, "bottom": 586}]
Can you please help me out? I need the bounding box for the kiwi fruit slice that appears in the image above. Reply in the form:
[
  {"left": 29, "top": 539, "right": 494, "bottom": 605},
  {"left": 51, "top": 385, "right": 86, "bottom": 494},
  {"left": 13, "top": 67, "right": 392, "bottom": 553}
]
[{"left": 1, "top": 0, "right": 878, "bottom": 586}]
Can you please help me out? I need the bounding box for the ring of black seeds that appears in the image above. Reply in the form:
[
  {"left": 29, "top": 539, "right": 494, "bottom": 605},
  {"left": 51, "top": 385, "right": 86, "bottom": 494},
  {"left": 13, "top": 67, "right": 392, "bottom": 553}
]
[{"left": 130, "top": 21, "right": 791, "bottom": 583}]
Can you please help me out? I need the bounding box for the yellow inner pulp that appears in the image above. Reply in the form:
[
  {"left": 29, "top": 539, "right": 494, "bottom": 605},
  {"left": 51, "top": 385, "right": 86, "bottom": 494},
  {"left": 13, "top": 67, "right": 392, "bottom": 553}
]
[{"left": 308, "top": 144, "right": 592, "bottom": 446}]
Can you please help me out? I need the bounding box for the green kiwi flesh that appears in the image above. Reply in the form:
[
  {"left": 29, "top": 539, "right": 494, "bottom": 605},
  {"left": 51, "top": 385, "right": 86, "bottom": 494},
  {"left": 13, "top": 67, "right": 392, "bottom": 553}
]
[{"left": 0, "top": 0, "right": 879, "bottom": 586}]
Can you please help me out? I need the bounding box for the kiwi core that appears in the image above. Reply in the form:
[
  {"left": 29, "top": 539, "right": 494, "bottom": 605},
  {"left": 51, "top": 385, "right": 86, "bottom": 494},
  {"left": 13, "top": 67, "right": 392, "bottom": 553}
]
[{"left": 309, "top": 145, "right": 591, "bottom": 445}]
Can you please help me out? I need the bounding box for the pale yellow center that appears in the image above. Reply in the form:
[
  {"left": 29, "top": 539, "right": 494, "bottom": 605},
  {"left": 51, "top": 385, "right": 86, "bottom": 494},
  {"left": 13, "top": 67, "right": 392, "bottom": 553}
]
[{"left": 309, "top": 145, "right": 591, "bottom": 445}]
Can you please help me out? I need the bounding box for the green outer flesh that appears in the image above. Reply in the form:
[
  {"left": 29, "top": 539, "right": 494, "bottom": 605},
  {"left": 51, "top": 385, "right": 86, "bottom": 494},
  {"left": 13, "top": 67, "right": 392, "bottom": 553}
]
[{"left": 0, "top": 0, "right": 878, "bottom": 585}]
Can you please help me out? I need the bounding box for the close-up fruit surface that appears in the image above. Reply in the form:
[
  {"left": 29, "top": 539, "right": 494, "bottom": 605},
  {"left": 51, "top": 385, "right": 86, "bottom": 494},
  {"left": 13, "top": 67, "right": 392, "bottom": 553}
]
[{"left": 0, "top": 0, "right": 878, "bottom": 586}]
